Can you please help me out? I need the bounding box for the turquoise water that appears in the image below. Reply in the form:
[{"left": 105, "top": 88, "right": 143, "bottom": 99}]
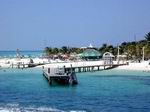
[
  {"left": 0, "top": 51, "right": 43, "bottom": 58},
  {"left": 0, "top": 69, "right": 150, "bottom": 112}
]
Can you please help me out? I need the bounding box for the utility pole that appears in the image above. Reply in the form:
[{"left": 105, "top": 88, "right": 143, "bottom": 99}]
[
  {"left": 16, "top": 48, "right": 20, "bottom": 59},
  {"left": 117, "top": 46, "right": 120, "bottom": 57},
  {"left": 117, "top": 45, "right": 120, "bottom": 64},
  {"left": 134, "top": 34, "right": 138, "bottom": 60},
  {"left": 142, "top": 47, "right": 145, "bottom": 61}
]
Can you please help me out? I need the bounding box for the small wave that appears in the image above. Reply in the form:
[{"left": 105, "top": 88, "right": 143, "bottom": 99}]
[
  {"left": 0, "top": 104, "right": 87, "bottom": 112},
  {"left": 69, "top": 110, "right": 86, "bottom": 112},
  {"left": 0, "top": 107, "right": 63, "bottom": 112},
  {"left": 0, "top": 104, "right": 64, "bottom": 112}
]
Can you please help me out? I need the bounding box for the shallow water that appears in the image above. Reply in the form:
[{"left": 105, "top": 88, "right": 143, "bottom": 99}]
[{"left": 0, "top": 68, "right": 150, "bottom": 112}]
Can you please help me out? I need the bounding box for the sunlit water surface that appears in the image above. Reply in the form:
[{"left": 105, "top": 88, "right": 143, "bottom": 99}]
[{"left": 0, "top": 68, "right": 150, "bottom": 112}]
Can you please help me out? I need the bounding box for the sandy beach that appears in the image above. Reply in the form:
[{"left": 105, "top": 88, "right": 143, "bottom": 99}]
[
  {"left": 1, "top": 58, "right": 150, "bottom": 71},
  {"left": 115, "top": 61, "right": 150, "bottom": 71}
]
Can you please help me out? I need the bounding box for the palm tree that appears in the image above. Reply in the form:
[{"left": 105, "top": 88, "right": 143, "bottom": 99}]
[
  {"left": 145, "top": 32, "right": 150, "bottom": 41},
  {"left": 99, "top": 44, "right": 108, "bottom": 54},
  {"left": 144, "top": 32, "right": 150, "bottom": 59},
  {"left": 44, "top": 47, "right": 54, "bottom": 56},
  {"left": 99, "top": 44, "right": 116, "bottom": 54},
  {"left": 44, "top": 47, "right": 50, "bottom": 56},
  {"left": 127, "top": 45, "right": 136, "bottom": 59},
  {"left": 61, "top": 46, "right": 68, "bottom": 54},
  {"left": 52, "top": 48, "right": 59, "bottom": 54}
]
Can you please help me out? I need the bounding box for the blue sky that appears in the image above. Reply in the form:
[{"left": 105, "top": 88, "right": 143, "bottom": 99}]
[{"left": 0, "top": 0, "right": 150, "bottom": 50}]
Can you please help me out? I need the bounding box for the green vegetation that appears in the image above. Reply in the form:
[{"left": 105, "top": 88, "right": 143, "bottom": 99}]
[
  {"left": 44, "top": 32, "right": 150, "bottom": 60},
  {"left": 44, "top": 46, "right": 83, "bottom": 55}
]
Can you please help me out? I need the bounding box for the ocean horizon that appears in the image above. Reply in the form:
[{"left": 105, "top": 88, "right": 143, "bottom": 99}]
[{"left": 0, "top": 51, "right": 43, "bottom": 58}]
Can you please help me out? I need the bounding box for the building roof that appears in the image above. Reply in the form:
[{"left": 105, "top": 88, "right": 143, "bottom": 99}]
[
  {"left": 88, "top": 43, "right": 94, "bottom": 48},
  {"left": 80, "top": 44, "right": 94, "bottom": 49},
  {"left": 80, "top": 48, "right": 101, "bottom": 57},
  {"left": 103, "top": 52, "right": 115, "bottom": 58}
]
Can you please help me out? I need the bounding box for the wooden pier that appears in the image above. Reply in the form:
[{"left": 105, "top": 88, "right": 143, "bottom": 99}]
[
  {"left": 64, "top": 63, "right": 126, "bottom": 73},
  {"left": 10, "top": 63, "right": 44, "bottom": 69},
  {"left": 43, "top": 62, "right": 127, "bottom": 85}
]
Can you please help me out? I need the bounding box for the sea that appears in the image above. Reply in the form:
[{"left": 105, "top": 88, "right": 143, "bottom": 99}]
[
  {"left": 0, "top": 51, "right": 43, "bottom": 58},
  {"left": 0, "top": 51, "right": 150, "bottom": 112}
]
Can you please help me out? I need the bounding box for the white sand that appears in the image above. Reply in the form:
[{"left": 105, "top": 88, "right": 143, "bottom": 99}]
[
  {"left": 0, "top": 58, "right": 49, "bottom": 68},
  {"left": 115, "top": 61, "right": 150, "bottom": 71},
  {"left": 0, "top": 58, "right": 150, "bottom": 71},
  {"left": 37, "top": 60, "right": 150, "bottom": 71}
]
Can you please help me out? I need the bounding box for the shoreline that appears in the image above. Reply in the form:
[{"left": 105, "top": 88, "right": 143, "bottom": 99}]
[
  {"left": 0, "top": 58, "right": 150, "bottom": 71},
  {"left": 114, "top": 61, "right": 150, "bottom": 71}
]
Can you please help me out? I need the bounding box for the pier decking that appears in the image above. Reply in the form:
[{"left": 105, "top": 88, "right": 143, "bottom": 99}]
[
  {"left": 10, "top": 63, "right": 44, "bottom": 69},
  {"left": 64, "top": 63, "right": 127, "bottom": 73},
  {"left": 43, "top": 62, "right": 127, "bottom": 85}
]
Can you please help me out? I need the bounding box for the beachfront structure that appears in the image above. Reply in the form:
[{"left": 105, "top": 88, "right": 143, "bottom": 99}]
[
  {"left": 79, "top": 44, "right": 101, "bottom": 60},
  {"left": 117, "top": 55, "right": 127, "bottom": 64},
  {"left": 116, "top": 46, "right": 127, "bottom": 63},
  {"left": 103, "top": 52, "right": 115, "bottom": 65}
]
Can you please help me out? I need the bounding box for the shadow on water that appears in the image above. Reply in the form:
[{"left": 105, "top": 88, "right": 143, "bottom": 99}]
[
  {"left": 48, "top": 84, "right": 78, "bottom": 88},
  {"left": 129, "top": 76, "right": 150, "bottom": 86},
  {"left": 42, "top": 74, "right": 78, "bottom": 88},
  {"left": 92, "top": 73, "right": 150, "bottom": 86}
]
